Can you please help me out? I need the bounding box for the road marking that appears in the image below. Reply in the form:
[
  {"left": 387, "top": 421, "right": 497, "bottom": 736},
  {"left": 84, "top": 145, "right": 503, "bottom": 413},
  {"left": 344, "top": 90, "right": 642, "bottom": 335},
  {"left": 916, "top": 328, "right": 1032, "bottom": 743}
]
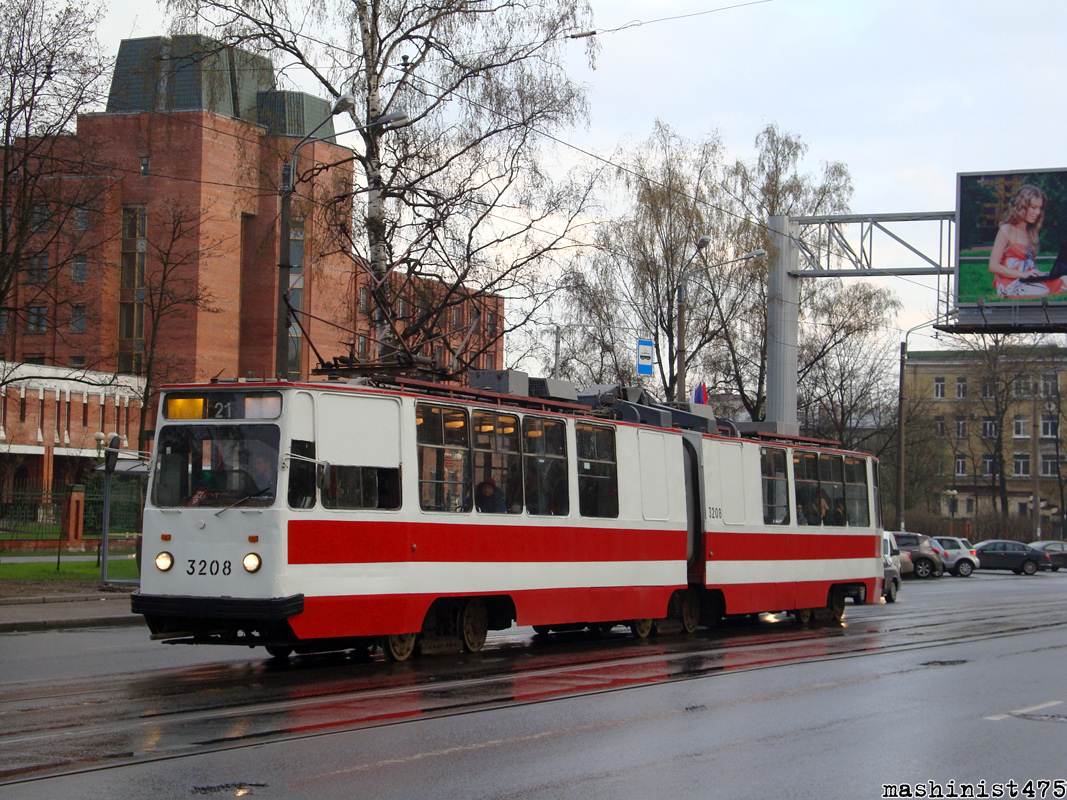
[{"left": 985, "top": 700, "right": 1062, "bottom": 721}]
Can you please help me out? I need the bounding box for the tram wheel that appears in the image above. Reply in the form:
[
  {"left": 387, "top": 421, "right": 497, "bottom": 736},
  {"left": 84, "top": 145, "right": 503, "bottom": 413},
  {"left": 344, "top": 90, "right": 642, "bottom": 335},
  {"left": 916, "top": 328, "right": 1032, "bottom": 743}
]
[
  {"left": 793, "top": 608, "right": 813, "bottom": 625},
  {"left": 533, "top": 625, "right": 552, "bottom": 635},
  {"left": 460, "top": 598, "right": 489, "bottom": 653},
  {"left": 680, "top": 590, "right": 700, "bottom": 634},
  {"left": 384, "top": 632, "right": 418, "bottom": 662},
  {"left": 629, "top": 618, "right": 653, "bottom": 639},
  {"left": 265, "top": 646, "right": 293, "bottom": 659}
]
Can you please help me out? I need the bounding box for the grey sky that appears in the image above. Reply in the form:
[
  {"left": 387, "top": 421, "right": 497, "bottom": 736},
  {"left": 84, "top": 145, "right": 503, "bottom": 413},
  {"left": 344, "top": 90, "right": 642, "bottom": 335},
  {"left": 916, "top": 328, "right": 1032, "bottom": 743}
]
[{"left": 99, "top": 0, "right": 1067, "bottom": 347}]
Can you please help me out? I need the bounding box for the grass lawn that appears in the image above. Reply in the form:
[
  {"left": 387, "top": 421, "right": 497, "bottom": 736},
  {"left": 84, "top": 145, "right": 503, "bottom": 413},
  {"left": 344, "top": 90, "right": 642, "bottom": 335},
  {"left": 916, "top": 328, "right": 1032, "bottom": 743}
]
[{"left": 0, "top": 558, "right": 139, "bottom": 581}]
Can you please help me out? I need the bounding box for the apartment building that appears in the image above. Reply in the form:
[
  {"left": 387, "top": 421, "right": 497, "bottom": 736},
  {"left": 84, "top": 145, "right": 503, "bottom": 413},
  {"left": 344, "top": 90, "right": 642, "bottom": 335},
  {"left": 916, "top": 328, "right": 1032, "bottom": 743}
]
[{"left": 905, "top": 347, "right": 1067, "bottom": 529}]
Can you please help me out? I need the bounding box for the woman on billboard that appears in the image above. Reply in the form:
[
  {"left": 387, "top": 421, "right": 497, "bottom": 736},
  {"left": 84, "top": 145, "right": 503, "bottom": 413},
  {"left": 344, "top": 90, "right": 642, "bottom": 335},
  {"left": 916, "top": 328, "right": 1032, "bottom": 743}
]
[{"left": 988, "top": 184, "right": 1056, "bottom": 296}]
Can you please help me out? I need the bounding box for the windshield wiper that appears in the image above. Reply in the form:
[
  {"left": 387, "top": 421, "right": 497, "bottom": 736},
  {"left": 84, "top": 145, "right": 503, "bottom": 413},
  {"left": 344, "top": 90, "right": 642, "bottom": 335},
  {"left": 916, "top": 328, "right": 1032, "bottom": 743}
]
[{"left": 214, "top": 486, "right": 271, "bottom": 517}]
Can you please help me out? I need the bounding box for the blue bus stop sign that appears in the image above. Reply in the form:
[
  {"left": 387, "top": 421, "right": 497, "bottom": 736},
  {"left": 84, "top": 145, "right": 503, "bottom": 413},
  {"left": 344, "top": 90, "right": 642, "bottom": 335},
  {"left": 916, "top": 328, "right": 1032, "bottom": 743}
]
[{"left": 637, "top": 339, "right": 654, "bottom": 376}]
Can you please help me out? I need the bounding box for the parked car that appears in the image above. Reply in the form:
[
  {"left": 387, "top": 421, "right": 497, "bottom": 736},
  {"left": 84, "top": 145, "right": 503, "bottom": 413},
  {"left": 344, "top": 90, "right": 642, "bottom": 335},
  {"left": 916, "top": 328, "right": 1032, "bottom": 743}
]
[
  {"left": 973, "top": 540, "right": 1052, "bottom": 575},
  {"left": 893, "top": 532, "right": 944, "bottom": 579},
  {"left": 898, "top": 550, "right": 914, "bottom": 577},
  {"left": 934, "top": 536, "right": 980, "bottom": 577},
  {"left": 1028, "top": 540, "right": 1067, "bottom": 572},
  {"left": 882, "top": 532, "right": 902, "bottom": 603}
]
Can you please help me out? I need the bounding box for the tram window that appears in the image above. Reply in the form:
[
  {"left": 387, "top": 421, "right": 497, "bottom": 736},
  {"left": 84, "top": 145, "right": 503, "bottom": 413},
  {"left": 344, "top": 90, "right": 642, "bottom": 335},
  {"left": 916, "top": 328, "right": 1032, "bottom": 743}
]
[
  {"left": 523, "top": 416, "right": 569, "bottom": 516},
  {"left": 287, "top": 439, "right": 317, "bottom": 509},
  {"left": 472, "top": 411, "right": 521, "bottom": 514},
  {"left": 321, "top": 466, "right": 401, "bottom": 510},
  {"left": 577, "top": 422, "right": 618, "bottom": 518},
  {"left": 760, "top": 447, "right": 789, "bottom": 525},
  {"left": 151, "top": 424, "right": 279, "bottom": 508},
  {"left": 844, "top": 456, "right": 870, "bottom": 526},
  {"left": 794, "top": 450, "right": 822, "bottom": 525},
  {"left": 820, "top": 455, "right": 846, "bottom": 526},
  {"left": 416, "top": 403, "right": 472, "bottom": 512}
]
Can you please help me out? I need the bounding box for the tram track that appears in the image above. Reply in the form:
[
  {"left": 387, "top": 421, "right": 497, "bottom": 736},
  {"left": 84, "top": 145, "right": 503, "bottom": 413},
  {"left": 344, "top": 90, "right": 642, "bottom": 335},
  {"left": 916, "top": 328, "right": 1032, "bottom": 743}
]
[{"left": 4, "top": 588, "right": 1067, "bottom": 786}]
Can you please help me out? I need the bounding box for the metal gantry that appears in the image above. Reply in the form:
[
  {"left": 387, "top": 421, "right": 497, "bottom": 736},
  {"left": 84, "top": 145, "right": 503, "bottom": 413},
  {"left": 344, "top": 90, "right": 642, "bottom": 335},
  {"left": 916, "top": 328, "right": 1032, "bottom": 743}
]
[{"left": 764, "top": 211, "right": 955, "bottom": 434}]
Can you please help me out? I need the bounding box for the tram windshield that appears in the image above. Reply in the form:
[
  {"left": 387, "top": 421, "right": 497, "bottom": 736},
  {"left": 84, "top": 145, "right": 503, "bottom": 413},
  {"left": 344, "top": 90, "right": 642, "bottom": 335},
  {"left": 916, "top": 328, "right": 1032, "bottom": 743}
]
[{"left": 151, "top": 424, "right": 280, "bottom": 508}]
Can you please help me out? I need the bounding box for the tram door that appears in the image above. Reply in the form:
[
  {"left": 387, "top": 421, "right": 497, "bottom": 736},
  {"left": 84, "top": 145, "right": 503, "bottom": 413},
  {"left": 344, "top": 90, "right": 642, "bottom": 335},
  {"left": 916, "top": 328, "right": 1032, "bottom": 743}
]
[{"left": 682, "top": 438, "right": 703, "bottom": 584}]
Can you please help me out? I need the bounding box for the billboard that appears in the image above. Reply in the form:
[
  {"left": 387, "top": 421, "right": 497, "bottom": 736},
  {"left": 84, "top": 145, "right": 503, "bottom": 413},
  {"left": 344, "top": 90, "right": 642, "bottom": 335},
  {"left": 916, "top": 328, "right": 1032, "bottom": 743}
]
[{"left": 955, "top": 168, "right": 1067, "bottom": 330}]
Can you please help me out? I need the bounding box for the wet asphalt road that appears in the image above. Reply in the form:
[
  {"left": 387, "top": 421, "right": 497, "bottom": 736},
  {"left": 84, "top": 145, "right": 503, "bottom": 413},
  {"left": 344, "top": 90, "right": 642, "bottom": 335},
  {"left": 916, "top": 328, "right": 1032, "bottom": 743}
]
[{"left": 2, "top": 572, "right": 1066, "bottom": 799}]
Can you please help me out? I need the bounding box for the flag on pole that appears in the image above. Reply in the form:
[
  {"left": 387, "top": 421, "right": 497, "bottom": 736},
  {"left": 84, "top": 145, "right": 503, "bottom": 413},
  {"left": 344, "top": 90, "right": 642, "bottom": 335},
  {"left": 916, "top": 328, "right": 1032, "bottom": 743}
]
[{"left": 692, "top": 382, "right": 707, "bottom": 405}]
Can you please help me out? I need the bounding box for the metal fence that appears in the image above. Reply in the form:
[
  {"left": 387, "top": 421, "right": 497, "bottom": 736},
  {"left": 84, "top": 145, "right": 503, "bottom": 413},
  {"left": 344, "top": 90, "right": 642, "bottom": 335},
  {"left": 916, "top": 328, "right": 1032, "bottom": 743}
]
[
  {"left": 0, "top": 490, "right": 62, "bottom": 539},
  {"left": 0, "top": 478, "right": 145, "bottom": 542}
]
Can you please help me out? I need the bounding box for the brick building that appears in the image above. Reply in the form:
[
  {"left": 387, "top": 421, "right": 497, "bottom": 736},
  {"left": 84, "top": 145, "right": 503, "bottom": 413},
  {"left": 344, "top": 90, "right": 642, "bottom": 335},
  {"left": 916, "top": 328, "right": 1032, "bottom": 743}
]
[
  {"left": 1, "top": 35, "right": 504, "bottom": 488},
  {"left": 904, "top": 346, "right": 1067, "bottom": 532}
]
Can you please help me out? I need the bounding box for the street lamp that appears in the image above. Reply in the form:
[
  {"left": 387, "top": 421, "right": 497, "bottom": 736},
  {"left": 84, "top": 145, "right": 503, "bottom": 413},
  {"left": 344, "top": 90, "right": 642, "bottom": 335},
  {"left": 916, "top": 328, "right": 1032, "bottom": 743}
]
[
  {"left": 896, "top": 318, "right": 937, "bottom": 532},
  {"left": 275, "top": 99, "right": 408, "bottom": 379},
  {"left": 675, "top": 242, "right": 765, "bottom": 403},
  {"left": 943, "top": 488, "right": 958, "bottom": 537}
]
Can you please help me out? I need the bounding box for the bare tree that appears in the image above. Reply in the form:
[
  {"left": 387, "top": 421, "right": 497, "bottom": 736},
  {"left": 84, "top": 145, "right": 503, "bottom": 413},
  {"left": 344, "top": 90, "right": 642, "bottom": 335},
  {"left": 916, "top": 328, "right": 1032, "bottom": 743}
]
[
  {"left": 704, "top": 123, "right": 895, "bottom": 421},
  {"left": 543, "top": 122, "right": 724, "bottom": 397},
  {"left": 167, "top": 0, "right": 599, "bottom": 376},
  {"left": 799, "top": 327, "right": 899, "bottom": 451},
  {"left": 133, "top": 201, "right": 224, "bottom": 450},
  {"left": 0, "top": 0, "right": 111, "bottom": 382}
]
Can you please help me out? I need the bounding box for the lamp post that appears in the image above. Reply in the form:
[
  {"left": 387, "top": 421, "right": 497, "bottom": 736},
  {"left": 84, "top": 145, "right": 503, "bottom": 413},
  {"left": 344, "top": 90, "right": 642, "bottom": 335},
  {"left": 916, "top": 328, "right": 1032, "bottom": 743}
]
[
  {"left": 675, "top": 242, "right": 765, "bottom": 403},
  {"left": 944, "top": 488, "right": 958, "bottom": 537},
  {"left": 896, "top": 318, "right": 937, "bottom": 532},
  {"left": 275, "top": 97, "right": 407, "bottom": 379},
  {"left": 93, "top": 431, "right": 121, "bottom": 584}
]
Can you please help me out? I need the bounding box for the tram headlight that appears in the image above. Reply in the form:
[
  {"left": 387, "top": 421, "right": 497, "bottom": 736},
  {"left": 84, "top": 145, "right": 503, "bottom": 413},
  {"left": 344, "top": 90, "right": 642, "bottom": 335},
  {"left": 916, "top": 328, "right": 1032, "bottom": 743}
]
[
  {"left": 154, "top": 551, "right": 174, "bottom": 572},
  {"left": 242, "top": 553, "right": 262, "bottom": 573}
]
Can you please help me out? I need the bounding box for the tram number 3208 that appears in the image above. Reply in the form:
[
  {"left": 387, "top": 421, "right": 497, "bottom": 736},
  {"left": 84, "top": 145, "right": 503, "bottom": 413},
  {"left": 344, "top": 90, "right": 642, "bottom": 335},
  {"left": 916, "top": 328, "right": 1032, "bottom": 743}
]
[{"left": 187, "top": 559, "right": 232, "bottom": 576}]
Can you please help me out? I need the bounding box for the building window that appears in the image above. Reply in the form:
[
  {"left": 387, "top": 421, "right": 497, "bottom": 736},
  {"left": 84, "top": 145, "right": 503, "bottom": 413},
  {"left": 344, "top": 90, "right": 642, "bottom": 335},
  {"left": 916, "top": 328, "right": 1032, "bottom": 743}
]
[
  {"left": 982, "top": 379, "right": 995, "bottom": 398},
  {"left": 1014, "top": 415, "right": 1030, "bottom": 438},
  {"left": 956, "top": 377, "right": 967, "bottom": 399},
  {"left": 452, "top": 306, "right": 464, "bottom": 328},
  {"left": 120, "top": 251, "right": 145, "bottom": 288},
  {"left": 486, "top": 310, "right": 498, "bottom": 335},
  {"left": 357, "top": 335, "right": 367, "bottom": 358},
  {"left": 27, "top": 305, "right": 47, "bottom": 333},
  {"left": 140, "top": 157, "right": 150, "bottom": 175},
  {"left": 69, "top": 356, "right": 85, "bottom": 368},
  {"left": 1041, "top": 414, "right": 1058, "bottom": 439},
  {"left": 982, "top": 454, "right": 995, "bottom": 476},
  {"left": 117, "top": 352, "right": 142, "bottom": 375},
  {"left": 966, "top": 498, "right": 975, "bottom": 514},
  {"left": 31, "top": 204, "right": 50, "bottom": 231},
  {"left": 72, "top": 254, "right": 88, "bottom": 283},
  {"left": 955, "top": 417, "right": 967, "bottom": 439},
  {"left": 26, "top": 255, "right": 48, "bottom": 283},
  {"left": 358, "top": 286, "right": 370, "bottom": 314},
  {"left": 74, "top": 207, "right": 89, "bottom": 231},
  {"left": 122, "top": 206, "right": 146, "bottom": 239},
  {"left": 485, "top": 352, "right": 495, "bottom": 371},
  {"left": 955, "top": 456, "right": 967, "bottom": 477},
  {"left": 1014, "top": 452, "right": 1030, "bottom": 477},
  {"left": 933, "top": 416, "right": 945, "bottom": 436},
  {"left": 1041, "top": 453, "right": 1059, "bottom": 477},
  {"left": 934, "top": 377, "right": 945, "bottom": 399},
  {"left": 981, "top": 418, "right": 997, "bottom": 438},
  {"left": 70, "top": 305, "right": 86, "bottom": 334},
  {"left": 0, "top": 308, "right": 7, "bottom": 335},
  {"left": 1015, "top": 376, "right": 1032, "bottom": 397},
  {"left": 1042, "top": 374, "right": 1058, "bottom": 397},
  {"left": 118, "top": 301, "right": 143, "bottom": 339}
]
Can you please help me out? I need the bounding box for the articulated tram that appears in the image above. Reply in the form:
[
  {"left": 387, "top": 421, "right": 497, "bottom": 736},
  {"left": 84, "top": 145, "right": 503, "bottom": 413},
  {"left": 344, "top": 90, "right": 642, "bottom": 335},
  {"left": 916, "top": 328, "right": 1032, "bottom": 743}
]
[{"left": 132, "top": 372, "right": 883, "bottom": 660}]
